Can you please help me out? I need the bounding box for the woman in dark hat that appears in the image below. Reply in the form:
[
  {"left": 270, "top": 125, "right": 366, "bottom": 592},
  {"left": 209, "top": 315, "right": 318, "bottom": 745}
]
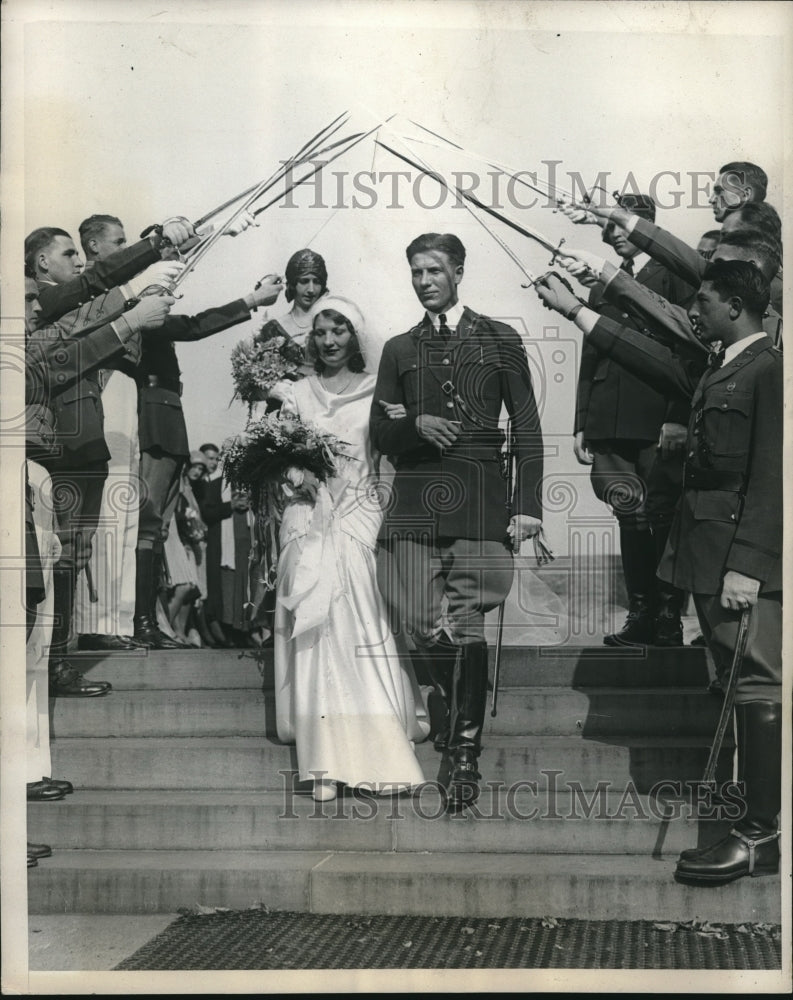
[{"left": 254, "top": 248, "right": 328, "bottom": 361}]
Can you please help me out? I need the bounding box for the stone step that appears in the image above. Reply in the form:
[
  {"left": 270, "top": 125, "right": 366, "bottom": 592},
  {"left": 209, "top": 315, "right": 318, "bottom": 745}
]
[
  {"left": 51, "top": 736, "right": 734, "bottom": 792},
  {"left": 70, "top": 645, "right": 711, "bottom": 691},
  {"left": 50, "top": 686, "right": 723, "bottom": 739},
  {"left": 27, "top": 789, "right": 738, "bottom": 857},
  {"left": 27, "top": 849, "right": 780, "bottom": 922}
]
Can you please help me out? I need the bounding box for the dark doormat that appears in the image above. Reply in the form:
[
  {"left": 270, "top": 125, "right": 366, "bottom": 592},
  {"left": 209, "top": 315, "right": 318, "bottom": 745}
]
[{"left": 114, "top": 910, "right": 782, "bottom": 970}]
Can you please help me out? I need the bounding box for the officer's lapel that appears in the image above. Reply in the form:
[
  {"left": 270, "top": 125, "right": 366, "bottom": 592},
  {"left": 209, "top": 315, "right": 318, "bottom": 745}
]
[
  {"left": 409, "top": 316, "right": 430, "bottom": 342},
  {"left": 705, "top": 336, "right": 775, "bottom": 389}
]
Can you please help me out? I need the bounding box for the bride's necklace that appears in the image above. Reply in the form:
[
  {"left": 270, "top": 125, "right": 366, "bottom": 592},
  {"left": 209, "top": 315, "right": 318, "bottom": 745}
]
[
  {"left": 290, "top": 308, "right": 312, "bottom": 331},
  {"left": 320, "top": 370, "right": 357, "bottom": 395}
]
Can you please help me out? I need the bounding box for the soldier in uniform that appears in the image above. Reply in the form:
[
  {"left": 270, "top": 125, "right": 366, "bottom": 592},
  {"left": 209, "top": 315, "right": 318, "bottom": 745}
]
[
  {"left": 371, "top": 233, "right": 544, "bottom": 809},
  {"left": 573, "top": 195, "right": 697, "bottom": 647},
  {"left": 130, "top": 275, "right": 284, "bottom": 649},
  {"left": 536, "top": 259, "right": 782, "bottom": 884},
  {"left": 25, "top": 228, "right": 183, "bottom": 693}
]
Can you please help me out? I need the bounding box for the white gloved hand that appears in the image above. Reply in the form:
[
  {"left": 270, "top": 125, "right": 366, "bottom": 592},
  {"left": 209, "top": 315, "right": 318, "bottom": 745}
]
[
  {"left": 224, "top": 210, "right": 258, "bottom": 237},
  {"left": 126, "top": 293, "right": 176, "bottom": 331},
  {"left": 558, "top": 249, "right": 607, "bottom": 278},
  {"left": 127, "top": 261, "right": 185, "bottom": 298},
  {"left": 161, "top": 217, "right": 196, "bottom": 247}
]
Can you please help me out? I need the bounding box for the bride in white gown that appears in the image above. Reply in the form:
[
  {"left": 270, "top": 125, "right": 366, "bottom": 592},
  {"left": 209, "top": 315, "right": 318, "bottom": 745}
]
[{"left": 272, "top": 296, "right": 428, "bottom": 801}]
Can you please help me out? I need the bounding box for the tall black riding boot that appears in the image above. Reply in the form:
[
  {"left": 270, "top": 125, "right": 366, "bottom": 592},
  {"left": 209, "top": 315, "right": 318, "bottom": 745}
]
[
  {"left": 604, "top": 524, "right": 656, "bottom": 647},
  {"left": 48, "top": 565, "right": 112, "bottom": 697},
  {"left": 651, "top": 521, "right": 684, "bottom": 647},
  {"left": 415, "top": 635, "right": 458, "bottom": 752},
  {"left": 49, "top": 564, "right": 76, "bottom": 661},
  {"left": 676, "top": 701, "right": 781, "bottom": 883},
  {"left": 132, "top": 548, "right": 183, "bottom": 650},
  {"left": 447, "top": 642, "right": 489, "bottom": 809}
]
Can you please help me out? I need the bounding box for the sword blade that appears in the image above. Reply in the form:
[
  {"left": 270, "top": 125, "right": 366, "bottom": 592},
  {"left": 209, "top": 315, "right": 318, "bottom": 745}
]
[
  {"left": 194, "top": 111, "right": 350, "bottom": 228},
  {"left": 378, "top": 138, "right": 558, "bottom": 255},
  {"left": 252, "top": 115, "right": 396, "bottom": 219},
  {"left": 701, "top": 607, "right": 753, "bottom": 784}
]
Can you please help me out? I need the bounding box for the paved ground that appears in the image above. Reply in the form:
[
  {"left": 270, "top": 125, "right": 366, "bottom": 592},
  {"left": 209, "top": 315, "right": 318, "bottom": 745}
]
[{"left": 28, "top": 914, "right": 176, "bottom": 971}]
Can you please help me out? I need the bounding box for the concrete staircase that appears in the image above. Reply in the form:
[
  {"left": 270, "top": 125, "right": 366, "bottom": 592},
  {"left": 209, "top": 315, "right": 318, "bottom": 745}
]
[{"left": 28, "top": 646, "right": 781, "bottom": 922}]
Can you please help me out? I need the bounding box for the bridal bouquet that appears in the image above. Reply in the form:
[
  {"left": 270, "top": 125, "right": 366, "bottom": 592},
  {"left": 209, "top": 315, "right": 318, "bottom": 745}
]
[
  {"left": 221, "top": 412, "right": 348, "bottom": 508},
  {"left": 176, "top": 502, "right": 207, "bottom": 546},
  {"left": 230, "top": 333, "right": 305, "bottom": 413}
]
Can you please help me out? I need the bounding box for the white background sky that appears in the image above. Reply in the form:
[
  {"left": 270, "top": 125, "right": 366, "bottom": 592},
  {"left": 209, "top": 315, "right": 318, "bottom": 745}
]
[{"left": 5, "top": 0, "right": 790, "bottom": 554}]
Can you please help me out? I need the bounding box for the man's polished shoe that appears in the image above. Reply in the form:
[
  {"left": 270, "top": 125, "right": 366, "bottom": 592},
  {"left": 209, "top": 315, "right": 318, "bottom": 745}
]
[
  {"left": 446, "top": 749, "right": 482, "bottom": 811},
  {"left": 133, "top": 616, "right": 187, "bottom": 650},
  {"left": 49, "top": 661, "right": 112, "bottom": 697},
  {"left": 653, "top": 612, "right": 684, "bottom": 647},
  {"left": 653, "top": 587, "right": 685, "bottom": 647},
  {"left": 675, "top": 827, "right": 780, "bottom": 884},
  {"left": 27, "top": 854, "right": 38, "bottom": 868},
  {"left": 77, "top": 633, "right": 140, "bottom": 652},
  {"left": 27, "top": 780, "right": 65, "bottom": 802},
  {"left": 604, "top": 596, "right": 654, "bottom": 646},
  {"left": 27, "top": 841, "right": 52, "bottom": 860},
  {"left": 41, "top": 776, "right": 74, "bottom": 795}
]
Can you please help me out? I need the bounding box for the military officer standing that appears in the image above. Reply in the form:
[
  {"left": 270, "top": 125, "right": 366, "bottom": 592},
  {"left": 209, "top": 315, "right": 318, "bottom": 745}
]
[
  {"left": 536, "top": 259, "right": 782, "bottom": 885},
  {"left": 572, "top": 194, "right": 697, "bottom": 648},
  {"left": 130, "top": 271, "right": 284, "bottom": 649},
  {"left": 371, "top": 233, "right": 544, "bottom": 809}
]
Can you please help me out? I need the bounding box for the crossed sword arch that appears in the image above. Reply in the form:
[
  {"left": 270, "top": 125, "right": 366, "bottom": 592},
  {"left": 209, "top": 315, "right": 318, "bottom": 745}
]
[{"left": 141, "top": 112, "right": 743, "bottom": 779}]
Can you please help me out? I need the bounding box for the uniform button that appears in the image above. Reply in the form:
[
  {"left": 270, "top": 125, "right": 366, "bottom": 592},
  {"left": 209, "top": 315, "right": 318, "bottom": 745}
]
[
  {"left": 730, "top": 514, "right": 736, "bottom": 520},
  {"left": 442, "top": 358, "right": 450, "bottom": 365},
  {"left": 721, "top": 403, "right": 728, "bottom": 409},
  {"left": 688, "top": 451, "right": 695, "bottom": 457},
  {"left": 446, "top": 402, "right": 454, "bottom": 410}
]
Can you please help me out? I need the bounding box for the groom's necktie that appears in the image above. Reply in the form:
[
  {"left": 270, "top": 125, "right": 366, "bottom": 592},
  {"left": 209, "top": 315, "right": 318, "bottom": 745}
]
[{"left": 438, "top": 312, "right": 452, "bottom": 342}]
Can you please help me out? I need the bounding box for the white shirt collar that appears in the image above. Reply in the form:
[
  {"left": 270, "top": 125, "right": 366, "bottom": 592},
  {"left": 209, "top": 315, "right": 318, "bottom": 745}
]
[
  {"left": 426, "top": 300, "right": 465, "bottom": 330},
  {"left": 722, "top": 331, "right": 767, "bottom": 366},
  {"left": 619, "top": 250, "right": 649, "bottom": 276}
]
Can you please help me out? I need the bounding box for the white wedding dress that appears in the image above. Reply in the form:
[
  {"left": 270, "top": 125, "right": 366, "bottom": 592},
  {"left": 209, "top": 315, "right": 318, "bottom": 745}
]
[{"left": 273, "top": 374, "right": 428, "bottom": 789}]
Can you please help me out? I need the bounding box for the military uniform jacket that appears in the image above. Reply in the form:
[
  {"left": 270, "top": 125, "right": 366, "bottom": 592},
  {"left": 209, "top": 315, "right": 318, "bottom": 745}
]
[
  {"left": 628, "top": 217, "right": 783, "bottom": 348},
  {"left": 25, "top": 314, "right": 130, "bottom": 466},
  {"left": 576, "top": 257, "right": 696, "bottom": 439},
  {"left": 136, "top": 298, "right": 251, "bottom": 457},
  {"left": 36, "top": 236, "right": 164, "bottom": 325},
  {"left": 370, "top": 307, "right": 543, "bottom": 542},
  {"left": 35, "top": 280, "right": 141, "bottom": 470},
  {"left": 587, "top": 318, "right": 782, "bottom": 595}
]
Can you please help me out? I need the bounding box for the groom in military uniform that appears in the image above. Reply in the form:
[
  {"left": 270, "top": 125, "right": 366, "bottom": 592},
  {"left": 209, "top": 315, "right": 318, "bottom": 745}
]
[{"left": 371, "top": 233, "right": 544, "bottom": 809}]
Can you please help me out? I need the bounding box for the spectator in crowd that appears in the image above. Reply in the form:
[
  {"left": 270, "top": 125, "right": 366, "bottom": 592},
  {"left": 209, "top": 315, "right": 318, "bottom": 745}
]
[{"left": 196, "top": 442, "right": 234, "bottom": 647}]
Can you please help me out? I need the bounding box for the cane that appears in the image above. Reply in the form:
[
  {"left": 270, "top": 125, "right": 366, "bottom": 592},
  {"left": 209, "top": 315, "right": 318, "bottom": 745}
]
[
  {"left": 491, "top": 419, "right": 514, "bottom": 717},
  {"left": 84, "top": 562, "right": 98, "bottom": 604},
  {"left": 491, "top": 601, "right": 506, "bottom": 717},
  {"left": 701, "top": 606, "right": 752, "bottom": 784}
]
